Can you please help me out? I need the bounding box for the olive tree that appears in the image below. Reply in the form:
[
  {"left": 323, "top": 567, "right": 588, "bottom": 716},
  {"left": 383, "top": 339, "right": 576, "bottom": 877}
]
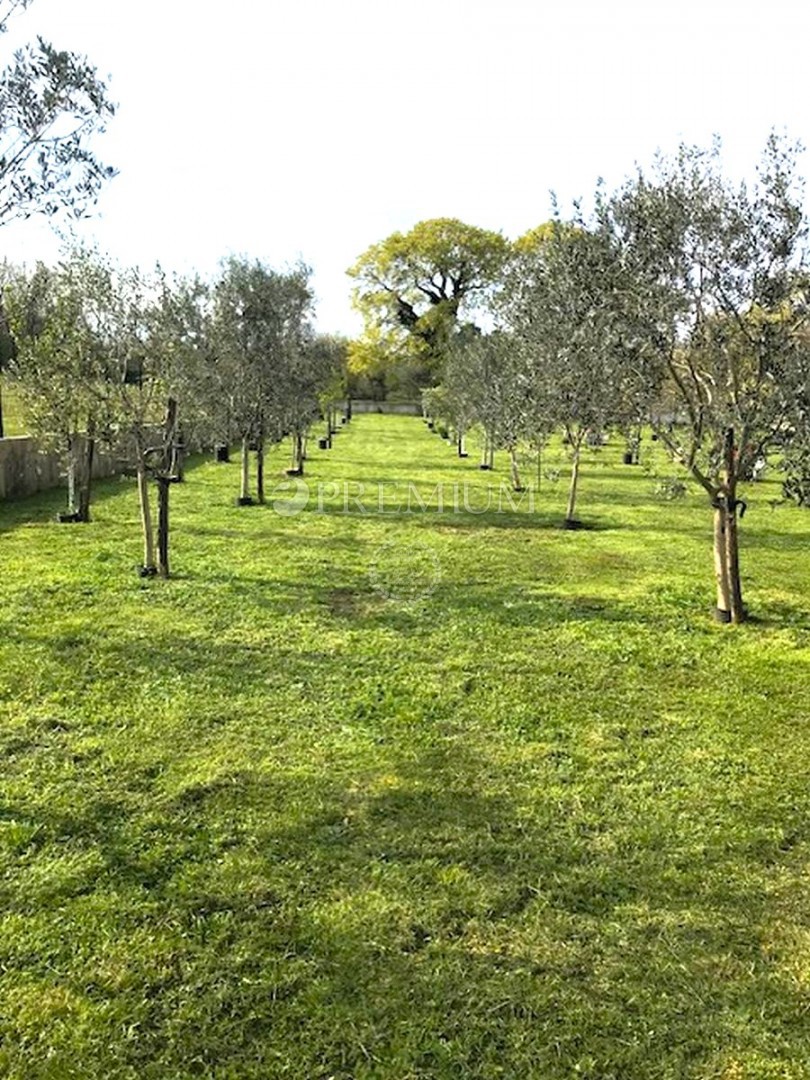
[
  {"left": 210, "top": 258, "right": 312, "bottom": 504},
  {"left": 606, "top": 135, "right": 810, "bottom": 622},
  {"left": 310, "top": 333, "right": 348, "bottom": 450},
  {"left": 503, "top": 219, "right": 633, "bottom": 526},
  {"left": 3, "top": 248, "right": 117, "bottom": 521}
]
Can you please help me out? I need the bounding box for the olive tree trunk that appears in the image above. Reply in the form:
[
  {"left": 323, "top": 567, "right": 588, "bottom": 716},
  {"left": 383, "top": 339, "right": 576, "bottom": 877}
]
[
  {"left": 565, "top": 444, "right": 582, "bottom": 525},
  {"left": 710, "top": 427, "right": 747, "bottom": 624},
  {"left": 240, "top": 435, "right": 251, "bottom": 501},
  {"left": 76, "top": 430, "right": 95, "bottom": 523},
  {"left": 713, "top": 503, "right": 732, "bottom": 620},
  {"left": 170, "top": 426, "right": 184, "bottom": 481},
  {"left": 292, "top": 431, "right": 305, "bottom": 475},
  {"left": 724, "top": 438, "right": 746, "bottom": 623},
  {"left": 480, "top": 429, "right": 494, "bottom": 469},
  {"left": 137, "top": 459, "right": 156, "bottom": 574},
  {"left": 156, "top": 399, "right": 178, "bottom": 578},
  {"left": 66, "top": 446, "right": 77, "bottom": 514},
  {"left": 157, "top": 477, "right": 170, "bottom": 578},
  {"left": 256, "top": 435, "right": 265, "bottom": 504},
  {"left": 509, "top": 445, "right": 523, "bottom": 491},
  {"left": 724, "top": 498, "right": 745, "bottom": 623}
]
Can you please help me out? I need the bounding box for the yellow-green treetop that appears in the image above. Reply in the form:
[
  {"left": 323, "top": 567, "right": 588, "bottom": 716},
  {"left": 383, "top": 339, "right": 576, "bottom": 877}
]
[{"left": 347, "top": 218, "right": 510, "bottom": 375}]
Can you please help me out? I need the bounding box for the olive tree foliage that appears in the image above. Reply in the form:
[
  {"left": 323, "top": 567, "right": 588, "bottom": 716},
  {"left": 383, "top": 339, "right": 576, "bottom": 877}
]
[
  {"left": 431, "top": 328, "right": 537, "bottom": 485},
  {"left": 604, "top": 134, "right": 810, "bottom": 622},
  {"left": 781, "top": 369, "right": 810, "bottom": 505},
  {"left": 502, "top": 218, "right": 636, "bottom": 525},
  {"left": 309, "top": 333, "right": 348, "bottom": 448},
  {"left": 101, "top": 263, "right": 172, "bottom": 574},
  {"left": 421, "top": 330, "right": 480, "bottom": 459},
  {"left": 209, "top": 257, "right": 313, "bottom": 503},
  {"left": 0, "top": 0, "right": 115, "bottom": 225},
  {"left": 0, "top": 0, "right": 115, "bottom": 437},
  {"left": 348, "top": 218, "right": 510, "bottom": 386},
  {"left": 148, "top": 269, "right": 212, "bottom": 468},
  {"left": 129, "top": 269, "right": 215, "bottom": 576},
  {"left": 2, "top": 247, "right": 118, "bottom": 520},
  {"left": 276, "top": 318, "right": 329, "bottom": 479}
]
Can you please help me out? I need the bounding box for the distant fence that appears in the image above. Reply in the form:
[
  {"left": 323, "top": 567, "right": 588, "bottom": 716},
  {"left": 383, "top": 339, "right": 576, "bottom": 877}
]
[
  {"left": 350, "top": 400, "right": 421, "bottom": 416},
  {"left": 0, "top": 436, "right": 123, "bottom": 502}
]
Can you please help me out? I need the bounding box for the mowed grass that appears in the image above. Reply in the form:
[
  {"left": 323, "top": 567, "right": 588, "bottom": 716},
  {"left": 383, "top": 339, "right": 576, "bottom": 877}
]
[{"left": 1, "top": 415, "right": 810, "bottom": 1080}]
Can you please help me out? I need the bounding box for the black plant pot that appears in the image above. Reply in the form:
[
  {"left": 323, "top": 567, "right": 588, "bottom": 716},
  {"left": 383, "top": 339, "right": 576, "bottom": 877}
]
[
  {"left": 623, "top": 451, "right": 634, "bottom": 465},
  {"left": 427, "top": 421, "right": 434, "bottom": 430},
  {"left": 57, "top": 511, "right": 82, "bottom": 524},
  {"left": 713, "top": 607, "right": 732, "bottom": 624},
  {"left": 214, "top": 444, "right": 230, "bottom": 463},
  {"left": 479, "top": 464, "right": 491, "bottom": 471},
  {"left": 563, "top": 518, "right": 585, "bottom": 530},
  {"left": 459, "top": 452, "right": 469, "bottom": 458},
  {"left": 285, "top": 467, "right": 303, "bottom": 477},
  {"left": 236, "top": 495, "right": 255, "bottom": 506},
  {"left": 138, "top": 565, "right": 158, "bottom": 578},
  {"left": 318, "top": 437, "right": 329, "bottom": 450}
]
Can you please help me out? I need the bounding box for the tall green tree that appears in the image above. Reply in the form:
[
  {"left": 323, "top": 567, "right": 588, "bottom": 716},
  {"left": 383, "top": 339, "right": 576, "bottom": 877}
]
[{"left": 348, "top": 218, "right": 509, "bottom": 387}]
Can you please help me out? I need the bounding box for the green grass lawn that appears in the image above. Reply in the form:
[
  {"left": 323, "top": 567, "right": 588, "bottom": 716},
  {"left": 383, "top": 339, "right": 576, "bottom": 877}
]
[{"left": 2, "top": 415, "right": 810, "bottom": 1079}]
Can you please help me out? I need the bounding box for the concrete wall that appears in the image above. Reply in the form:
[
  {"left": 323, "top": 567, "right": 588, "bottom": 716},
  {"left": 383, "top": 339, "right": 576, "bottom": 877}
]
[
  {"left": 0, "top": 436, "right": 122, "bottom": 502},
  {"left": 350, "top": 399, "right": 421, "bottom": 416}
]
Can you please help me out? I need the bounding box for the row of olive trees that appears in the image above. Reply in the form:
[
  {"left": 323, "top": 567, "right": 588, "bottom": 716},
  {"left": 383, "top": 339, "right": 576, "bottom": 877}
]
[
  {"left": 505, "top": 135, "right": 810, "bottom": 623},
  {"left": 364, "top": 137, "right": 810, "bottom": 625},
  {"left": 2, "top": 247, "right": 347, "bottom": 576}
]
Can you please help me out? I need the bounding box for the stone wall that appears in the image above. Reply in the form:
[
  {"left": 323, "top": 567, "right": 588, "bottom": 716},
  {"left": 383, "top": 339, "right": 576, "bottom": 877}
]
[
  {"left": 349, "top": 400, "right": 421, "bottom": 415},
  {"left": 0, "top": 436, "right": 123, "bottom": 501}
]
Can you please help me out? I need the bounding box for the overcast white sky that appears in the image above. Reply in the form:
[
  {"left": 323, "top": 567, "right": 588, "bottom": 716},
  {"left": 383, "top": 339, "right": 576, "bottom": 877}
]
[{"left": 1, "top": 0, "right": 808, "bottom": 335}]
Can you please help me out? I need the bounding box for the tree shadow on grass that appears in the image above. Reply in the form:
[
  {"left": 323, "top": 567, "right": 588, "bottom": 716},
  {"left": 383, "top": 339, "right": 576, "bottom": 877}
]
[
  {"left": 3, "top": 622, "right": 810, "bottom": 1077},
  {"left": 4, "top": 734, "right": 798, "bottom": 1079},
  {"left": 222, "top": 739, "right": 810, "bottom": 1078},
  {"left": 0, "top": 453, "right": 214, "bottom": 535}
]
